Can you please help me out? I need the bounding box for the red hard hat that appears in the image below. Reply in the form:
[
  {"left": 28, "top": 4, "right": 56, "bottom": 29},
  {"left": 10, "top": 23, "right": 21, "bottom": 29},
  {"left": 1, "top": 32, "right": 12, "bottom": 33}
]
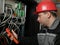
[{"left": 35, "top": 1, "right": 57, "bottom": 14}]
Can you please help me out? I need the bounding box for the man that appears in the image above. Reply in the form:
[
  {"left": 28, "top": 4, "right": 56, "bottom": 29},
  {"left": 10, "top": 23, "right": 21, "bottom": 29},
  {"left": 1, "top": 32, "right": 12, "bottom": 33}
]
[{"left": 34, "top": 0, "right": 60, "bottom": 45}]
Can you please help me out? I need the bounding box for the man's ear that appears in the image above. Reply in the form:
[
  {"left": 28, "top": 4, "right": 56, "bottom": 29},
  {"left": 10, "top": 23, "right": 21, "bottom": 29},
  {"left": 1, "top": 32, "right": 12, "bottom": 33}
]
[{"left": 47, "top": 12, "right": 51, "bottom": 18}]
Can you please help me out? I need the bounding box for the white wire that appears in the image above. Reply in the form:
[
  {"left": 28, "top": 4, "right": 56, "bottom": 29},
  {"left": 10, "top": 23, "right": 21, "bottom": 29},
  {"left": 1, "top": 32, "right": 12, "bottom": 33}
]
[{"left": 0, "top": 8, "right": 13, "bottom": 26}]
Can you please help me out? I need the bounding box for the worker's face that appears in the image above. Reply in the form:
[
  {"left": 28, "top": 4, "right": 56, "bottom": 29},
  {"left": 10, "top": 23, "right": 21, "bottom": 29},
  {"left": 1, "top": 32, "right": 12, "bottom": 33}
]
[{"left": 37, "top": 12, "right": 49, "bottom": 26}]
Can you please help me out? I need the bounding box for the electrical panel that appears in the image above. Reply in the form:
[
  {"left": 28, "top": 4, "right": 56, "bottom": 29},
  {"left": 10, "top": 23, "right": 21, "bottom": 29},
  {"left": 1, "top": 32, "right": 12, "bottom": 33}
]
[{"left": 0, "top": 0, "right": 27, "bottom": 44}]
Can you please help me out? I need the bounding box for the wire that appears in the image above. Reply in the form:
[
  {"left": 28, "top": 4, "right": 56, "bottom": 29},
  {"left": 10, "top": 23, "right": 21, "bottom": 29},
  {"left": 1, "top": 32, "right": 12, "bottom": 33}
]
[
  {"left": 0, "top": 6, "right": 25, "bottom": 45},
  {"left": 0, "top": 8, "right": 13, "bottom": 26}
]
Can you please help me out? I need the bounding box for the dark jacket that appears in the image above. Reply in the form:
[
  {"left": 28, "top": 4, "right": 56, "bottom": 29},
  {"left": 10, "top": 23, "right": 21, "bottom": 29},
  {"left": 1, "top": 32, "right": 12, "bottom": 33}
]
[{"left": 37, "top": 18, "right": 60, "bottom": 45}]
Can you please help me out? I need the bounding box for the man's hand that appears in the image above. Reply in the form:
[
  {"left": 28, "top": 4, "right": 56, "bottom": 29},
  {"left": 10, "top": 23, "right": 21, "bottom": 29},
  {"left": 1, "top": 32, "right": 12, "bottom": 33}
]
[{"left": 6, "top": 28, "right": 19, "bottom": 44}]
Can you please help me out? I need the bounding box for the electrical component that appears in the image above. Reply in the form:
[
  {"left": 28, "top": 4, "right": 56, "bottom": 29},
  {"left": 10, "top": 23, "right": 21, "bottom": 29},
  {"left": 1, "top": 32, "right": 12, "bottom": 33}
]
[{"left": 0, "top": 1, "right": 26, "bottom": 44}]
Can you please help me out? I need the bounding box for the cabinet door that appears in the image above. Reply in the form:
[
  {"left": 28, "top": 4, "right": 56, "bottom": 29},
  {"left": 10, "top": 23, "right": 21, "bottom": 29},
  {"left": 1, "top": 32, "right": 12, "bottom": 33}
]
[{"left": 0, "top": 0, "right": 4, "bottom": 13}]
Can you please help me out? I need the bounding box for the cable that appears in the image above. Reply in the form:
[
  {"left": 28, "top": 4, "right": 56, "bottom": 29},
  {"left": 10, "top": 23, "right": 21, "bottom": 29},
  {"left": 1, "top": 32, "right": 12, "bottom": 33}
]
[{"left": 0, "top": 7, "right": 13, "bottom": 26}]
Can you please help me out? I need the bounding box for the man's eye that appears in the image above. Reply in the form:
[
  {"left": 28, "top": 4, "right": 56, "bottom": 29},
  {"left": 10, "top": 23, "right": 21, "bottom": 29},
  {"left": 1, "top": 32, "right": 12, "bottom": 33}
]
[{"left": 38, "top": 15, "right": 41, "bottom": 17}]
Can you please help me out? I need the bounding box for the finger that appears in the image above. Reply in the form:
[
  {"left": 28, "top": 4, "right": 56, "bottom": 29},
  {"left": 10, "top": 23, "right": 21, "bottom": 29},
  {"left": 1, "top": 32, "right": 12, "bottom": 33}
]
[
  {"left": 12, "top": 30, "right": 18, "bottom": 39},
  {"left": 10, "top": 36, "right": 13, "bottom": 40}
]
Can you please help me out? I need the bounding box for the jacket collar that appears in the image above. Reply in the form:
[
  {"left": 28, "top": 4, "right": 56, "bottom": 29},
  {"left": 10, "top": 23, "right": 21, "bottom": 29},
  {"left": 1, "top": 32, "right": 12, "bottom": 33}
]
[{"left": 48, "top": 17, "right": 60, "bottom": 30}]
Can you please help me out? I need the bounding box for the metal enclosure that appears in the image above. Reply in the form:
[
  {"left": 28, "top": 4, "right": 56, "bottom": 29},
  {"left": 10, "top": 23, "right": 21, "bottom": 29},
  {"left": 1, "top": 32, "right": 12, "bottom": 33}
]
[{"left": 0, "top": 0, "right": 5, "bottom": 13}]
